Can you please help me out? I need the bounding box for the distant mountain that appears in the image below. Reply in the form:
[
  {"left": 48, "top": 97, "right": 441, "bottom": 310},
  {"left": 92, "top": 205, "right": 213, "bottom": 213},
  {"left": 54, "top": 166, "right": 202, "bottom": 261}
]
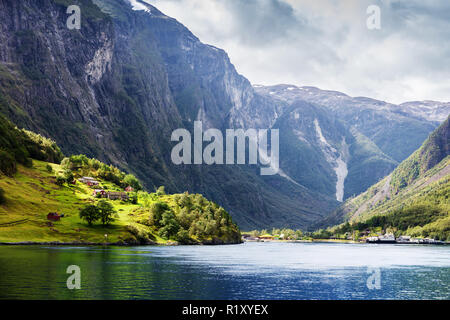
[
  {"left": 254, "top": 84, "right": 443, "bottom": 200},
  {"left": 319, "top": 116, "right": 449, "bottom": 233},
  {"left": 254, "top": 84, "right": 440, "bottom": 163}
]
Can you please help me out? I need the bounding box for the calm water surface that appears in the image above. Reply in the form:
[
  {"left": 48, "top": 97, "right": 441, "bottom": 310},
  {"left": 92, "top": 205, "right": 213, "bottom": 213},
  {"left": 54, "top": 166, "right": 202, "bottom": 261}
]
[{"left": 0, "top": 242, "right": 449, "bottom": 299}]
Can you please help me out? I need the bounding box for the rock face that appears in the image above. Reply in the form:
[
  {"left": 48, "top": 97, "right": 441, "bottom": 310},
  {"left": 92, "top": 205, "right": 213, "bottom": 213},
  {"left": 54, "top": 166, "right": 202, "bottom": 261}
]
[{"left": 0, "top": 0, "right": 444, "bottom": 229}]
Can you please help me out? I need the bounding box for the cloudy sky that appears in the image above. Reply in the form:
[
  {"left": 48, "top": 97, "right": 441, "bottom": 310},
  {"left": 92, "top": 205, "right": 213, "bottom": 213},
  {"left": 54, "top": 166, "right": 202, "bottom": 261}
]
[{"left": 144, "top": 0, "right": 450, "bottom": 104}]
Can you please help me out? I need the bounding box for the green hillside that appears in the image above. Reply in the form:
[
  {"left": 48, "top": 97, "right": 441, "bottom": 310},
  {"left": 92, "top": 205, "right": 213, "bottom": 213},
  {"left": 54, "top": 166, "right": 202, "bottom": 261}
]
[
  {"left": 0, "top": 159, "right": 241, "bottom": 245},
  {"left": 318, "top": 117, "right": 450, "bottom": 240},
  {"left": 0, "top": 118, "right": 241, "bottom": 245}
]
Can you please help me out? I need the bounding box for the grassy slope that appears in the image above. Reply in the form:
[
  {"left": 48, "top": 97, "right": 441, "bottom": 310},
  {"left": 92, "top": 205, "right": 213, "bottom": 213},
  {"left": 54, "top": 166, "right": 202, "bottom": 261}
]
[
  {"left": 351, "top": 157, "right": 449, "bottom": 221},
  {"left": 0, "top": 160, "right": 166, "bottom": 244}
]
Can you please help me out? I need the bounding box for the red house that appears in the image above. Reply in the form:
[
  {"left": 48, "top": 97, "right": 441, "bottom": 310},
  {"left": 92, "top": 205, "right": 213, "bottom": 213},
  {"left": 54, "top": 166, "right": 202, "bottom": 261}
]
[
  {"left": 47, "top": 212, "right": 61, "bottom": 221},
  {"left": 93, "top": 189, "right": 107, "bottom": 197},
  {"left": 125, "top": 186, "right": 134, "bottom": 192}
]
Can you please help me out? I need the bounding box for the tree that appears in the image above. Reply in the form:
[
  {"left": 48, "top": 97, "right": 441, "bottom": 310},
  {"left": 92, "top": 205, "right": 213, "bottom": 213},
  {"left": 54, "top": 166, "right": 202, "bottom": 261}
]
[
  {"left": 79, "top": 205, "right": 100, "bottom": 226},
  {"left": 295, "top": 230, "right": 303, "bottom": 239},
  {"left": 175, "top": 228, "right": 191, "bottom": 243},
  {"left": 177, "top": 207, "right": 192, "bottom": 230},
  {"left": 123, "top": 174, "right": 142, "bottom": 191},
  {"left": 97, "top": 200, "right": 117, "bottom": 225},
  {"left": 149, "top": 201, "right": 170, "bottom": 226},
  {"left": 159, "top": 210, "right": 180, "bottom": 239},
  {"left": 0, "top": 150, "right": 16, "bottom": 176},
  {"left": 179, "top": 192, "right": 192, "bottom": 209},
  {"left": 130, "top": 192, "right": 138, "bottom": 204},
  {"left": 189, "top": 219, "right": 207, "bottom": 240},
  {"left": 156, "top": 186, "right": 166, "bottom": 196},
  {"left": 64, "top": 170, "right": 74, "bottom": 184},
  {"left": 56, "top": 175, "right": 66, "bottom": 186},
  {"left": 46, "top": 164, "right": 53, "bottom": 173}
]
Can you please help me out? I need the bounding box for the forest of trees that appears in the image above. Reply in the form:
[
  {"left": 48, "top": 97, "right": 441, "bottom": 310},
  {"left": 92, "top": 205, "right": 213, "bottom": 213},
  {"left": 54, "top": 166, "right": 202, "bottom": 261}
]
[
  {"left": 0, "top": 115, "right": 63, "bottom": 176},
  {"left": 127, "top": 191, "right": 241, "bottom": 244},
  {"left": 61, "top": 154, "right": 142, "bottom": 190}
]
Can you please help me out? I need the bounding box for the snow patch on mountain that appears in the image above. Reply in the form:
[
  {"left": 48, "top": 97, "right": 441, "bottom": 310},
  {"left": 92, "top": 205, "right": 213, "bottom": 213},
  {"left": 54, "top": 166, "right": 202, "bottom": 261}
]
[
  {"left": 128, "top": 0, "right": 152, "bottom": 13},
  {"left": 399, "top": 101, "right": 450, "bottom": 122},
  {"left": 334, "top": 150, "right": 348, "bottom": 202}
]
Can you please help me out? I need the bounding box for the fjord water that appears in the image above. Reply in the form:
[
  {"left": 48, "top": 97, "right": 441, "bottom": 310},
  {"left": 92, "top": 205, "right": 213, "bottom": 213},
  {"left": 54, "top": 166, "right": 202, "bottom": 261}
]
[{"left": 0, "top": 242, "right": 448, "bottom": 300}]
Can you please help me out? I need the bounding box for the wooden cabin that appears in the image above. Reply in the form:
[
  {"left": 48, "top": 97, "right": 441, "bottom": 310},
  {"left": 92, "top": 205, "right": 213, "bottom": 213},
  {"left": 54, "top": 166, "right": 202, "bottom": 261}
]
[
  {"left": 107, "top": 192, "right": 129, "bottom": 201},
  {"left": 93, "top": 189, "right": 107, "bottom": 198},
  {"left": 47, "top": 212, "right": 61, "bottom": 221}
]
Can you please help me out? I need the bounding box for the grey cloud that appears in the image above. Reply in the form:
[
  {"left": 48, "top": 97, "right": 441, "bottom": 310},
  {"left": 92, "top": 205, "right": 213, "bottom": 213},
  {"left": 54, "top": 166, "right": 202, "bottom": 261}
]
[{"left": 145, "top": 0, "right": 450, "bottom": 103}]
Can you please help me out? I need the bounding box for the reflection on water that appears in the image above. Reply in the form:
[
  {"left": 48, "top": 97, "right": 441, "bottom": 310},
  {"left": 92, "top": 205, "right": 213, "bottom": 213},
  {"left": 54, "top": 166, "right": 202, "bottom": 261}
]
[{"left": 0, "top": 242, "right": 449, "bottom": 300}]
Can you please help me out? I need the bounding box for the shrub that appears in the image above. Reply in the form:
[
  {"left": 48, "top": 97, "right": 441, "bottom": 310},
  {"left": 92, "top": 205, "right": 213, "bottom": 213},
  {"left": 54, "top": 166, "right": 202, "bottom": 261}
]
[
  {"left": 55, "top": 175, "right": 65, "bottom": 186},
  {"left": 130, "top": 192, "right": 138, "bottom": 204},
  {"left": 63, "top": 170, "right": 74, "bottom": 184},
  {"left": 156, "top": 186, "right": 166, "bottom": 196},
  {"left": 125, "top": 224, "right": 155, "bottom": 244},
  {"left": 0, "top": 150, "right": 16, "bottom": 176},
  {"left": 46, "top": 164, "right": 53, "bottom": 173}
]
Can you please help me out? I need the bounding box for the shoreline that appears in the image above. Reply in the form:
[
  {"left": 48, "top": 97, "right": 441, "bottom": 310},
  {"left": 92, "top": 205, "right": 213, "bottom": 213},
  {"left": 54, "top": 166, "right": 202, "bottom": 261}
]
[
  {"left": 0, "top": 239, "right": 243, "bottom": 246},
  {"left": 244, "top": 239, "right": 449, "bottom": 245},
  {"left": 1, "top": 239, "right": 447, "bottom": 246}
]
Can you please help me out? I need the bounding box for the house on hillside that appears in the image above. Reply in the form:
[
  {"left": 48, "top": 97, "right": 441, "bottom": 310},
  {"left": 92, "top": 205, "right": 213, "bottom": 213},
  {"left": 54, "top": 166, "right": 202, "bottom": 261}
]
[
  {"left": 47, "top": 212, "right": 61, "bottom": 221},
  {"left": 107, "top": 192, "right": 129, "bottom": 201},
  {"left": 78, "top": 177, "right": 99, "bottom": 187},
  {"left": 125, "top": 186, "right": 134, "bottom": 192},
  {"left": 93, "top": 189, "right": 107, "bottom": 198}
]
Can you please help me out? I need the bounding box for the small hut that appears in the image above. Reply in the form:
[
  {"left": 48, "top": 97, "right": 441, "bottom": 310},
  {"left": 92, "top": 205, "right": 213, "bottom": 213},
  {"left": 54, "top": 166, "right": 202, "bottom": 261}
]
[{"left": 47, "top": 212, "right": 61, "bottom": 221}]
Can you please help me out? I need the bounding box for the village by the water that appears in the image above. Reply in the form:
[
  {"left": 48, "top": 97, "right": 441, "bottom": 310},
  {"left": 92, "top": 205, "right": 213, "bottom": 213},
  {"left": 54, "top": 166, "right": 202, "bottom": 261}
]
[{"left": 241, "top": 233, "right": 447, "bottom": 245}]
